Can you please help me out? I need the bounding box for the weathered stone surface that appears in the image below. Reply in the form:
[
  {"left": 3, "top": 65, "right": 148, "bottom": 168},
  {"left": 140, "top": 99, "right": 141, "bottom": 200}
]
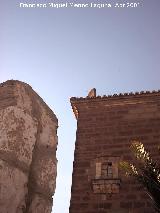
[{"left": 0, "top": 80, "right": 58, "bottom": 213}]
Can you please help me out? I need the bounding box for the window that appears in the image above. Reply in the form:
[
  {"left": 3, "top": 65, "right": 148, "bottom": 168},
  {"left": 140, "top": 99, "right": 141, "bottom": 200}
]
[
  {"left": 92, "top": 156, "right": 121, "bottom": 194},
  {"left": 101, "top": 162, "right": 112, "bottom": 178},
  {"left": 95, "top": 158, "right": 118, "bottom": 179}
]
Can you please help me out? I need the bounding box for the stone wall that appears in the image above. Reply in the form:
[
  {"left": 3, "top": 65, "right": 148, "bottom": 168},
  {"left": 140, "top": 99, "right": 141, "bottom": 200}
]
[
  {"left": 0, "top": 80, "right": 58, "bottom": 213},
  {"left": 70, "top": 91, "right": 160, "bottom": 213}
]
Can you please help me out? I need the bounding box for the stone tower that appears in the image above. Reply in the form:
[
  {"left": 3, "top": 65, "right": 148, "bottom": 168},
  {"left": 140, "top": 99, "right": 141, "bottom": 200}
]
[
  {"left": 70, "top": 89, "right": 160, "bottom": 213},
  {"left": 0, "top": 80, "right": 58, "bottom": 213}
]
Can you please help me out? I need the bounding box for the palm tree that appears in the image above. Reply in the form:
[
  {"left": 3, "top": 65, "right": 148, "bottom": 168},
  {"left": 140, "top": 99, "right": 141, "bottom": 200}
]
[{"left": 120, "top": 141, "right": 160, "bottom": 212}]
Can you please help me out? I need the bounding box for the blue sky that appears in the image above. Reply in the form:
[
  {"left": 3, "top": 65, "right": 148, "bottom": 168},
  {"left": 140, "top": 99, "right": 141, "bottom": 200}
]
[{"left": 0, "top": 0, "right": 160, "bottom": 212}]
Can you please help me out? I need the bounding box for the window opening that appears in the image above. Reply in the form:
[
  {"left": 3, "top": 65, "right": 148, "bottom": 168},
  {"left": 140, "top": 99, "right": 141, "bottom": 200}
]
[{"left": 101, "top": 162, "right": 113, "bottom": 178}]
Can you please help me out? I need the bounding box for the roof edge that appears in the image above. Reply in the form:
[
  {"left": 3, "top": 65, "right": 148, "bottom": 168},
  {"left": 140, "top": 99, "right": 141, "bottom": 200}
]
[
  {"left": 70, "top": 89, "right": 160, "bottom": 120},
  {"left": 70, "top": 89, "right": 160, "bottom": 102}
]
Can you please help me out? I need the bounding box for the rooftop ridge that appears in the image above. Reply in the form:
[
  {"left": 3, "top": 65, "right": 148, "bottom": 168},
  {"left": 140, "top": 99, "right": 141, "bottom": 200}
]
[{"left": 70, "top": 89, "right": 160, "bottom": 102}]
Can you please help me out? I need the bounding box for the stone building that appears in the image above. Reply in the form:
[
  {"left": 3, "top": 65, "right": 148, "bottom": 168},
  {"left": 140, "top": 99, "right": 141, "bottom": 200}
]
[
  {"left": 69, "top": 89, "right": 160, "bottom": 213},
  {"left": 0, "top": 80, "right": 58, "bottom": 213}
]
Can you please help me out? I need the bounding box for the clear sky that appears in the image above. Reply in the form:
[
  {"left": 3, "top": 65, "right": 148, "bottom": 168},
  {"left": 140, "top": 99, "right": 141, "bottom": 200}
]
[{"left": 0, "top": 0, "right": 160, "bottom": 212}]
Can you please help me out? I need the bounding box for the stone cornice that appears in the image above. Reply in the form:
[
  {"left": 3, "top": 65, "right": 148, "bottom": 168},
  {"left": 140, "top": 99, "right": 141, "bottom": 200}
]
[{"left": 70, "top": 90, "right": 160, "bottom": 119}]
